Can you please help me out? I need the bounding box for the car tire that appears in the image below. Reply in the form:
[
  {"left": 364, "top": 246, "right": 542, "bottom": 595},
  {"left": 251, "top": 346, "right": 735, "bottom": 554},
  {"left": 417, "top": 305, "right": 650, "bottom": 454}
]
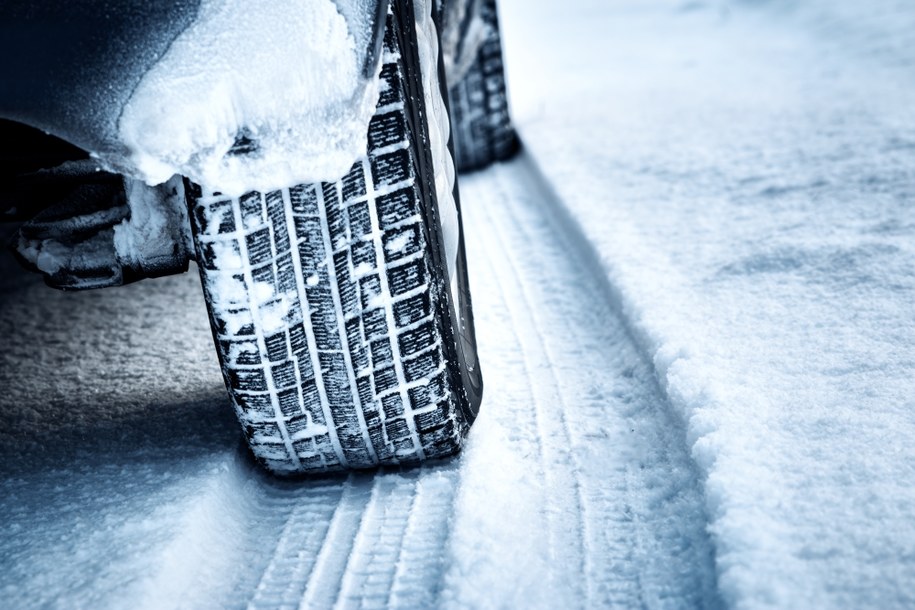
[
  {"left": 186, "top": 0, "right": 482, "bottom": 475},
  {"left": 445, "top": 0, "right": 519, "bottom": 172}
]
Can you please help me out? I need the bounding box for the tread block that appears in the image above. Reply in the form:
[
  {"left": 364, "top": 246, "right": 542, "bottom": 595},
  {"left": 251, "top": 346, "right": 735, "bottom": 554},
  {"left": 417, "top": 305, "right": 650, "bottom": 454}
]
[
  {"left": 246, "top": 420, "right": 283, "bottom": 444},
  {"left": 295, "top": 354, "right": 314, "bottom": 385},
  {"left": 220, "top": 339, "right": 259, "bottom": 366},
  {"left": 293, "top": 437, "right": 316, "bottom": 454},
  {"left": 297, "top": 454, "right": 324, "bottom": 471},
  {"left": 278, "top": 388, "right": 302, "bottom": 418},
  {"left": 240, "top": 191, "right": 265, "bottom": 229},
  {"left": 382, "top": 394, "right": 404, "bottom": 419},
  {"left": 373, "top": 366, "right": 398, "bottom": 395},
  {"left": 376, "top": 187, "right": 416, "bottom": 226},
  {"left": 300, "top": 379, "right": 324, "bottom": 424},
  {"left": 272, "top": 361, "right": 297, "bottom": 391},
  {"left": 235, "top": 392, "right": 275, "bottom": 419},
  {"left": 387, "top": 259, "right": 426, "bottom": 296},
  {"left": 419, "top": 418, "right": 457, "bottom": 445},
  {"left": 352, "top": 240, "right": 377, "bottom": 270},
  {"left": 368, "top": 112, "right": 407, "bottom": 151},
  {"left": 276, "top": 252, "right": 297, "bottom": 293},
  {"left": 310, "top": 308, "right": 340, "bottom": 351},
  {"left": 393, "top": 437, "right": 414, "bottom": 453},
  {"left": 356, "top": 375, "right": 374, "bottom": 406},
  {"left": 346, "top": 318, "right": 369, "bottom": 371},
  {"left": 245, "top": 227, "right": 273, "bottom": 264},
  {"left": 264, "top": 332, "right": 289, "bottom": 362},
  {"left": 346, "top": 201, "right": 373, "bottom": 238},
  {"left": 408, "top": 371, "right": 447, "bottom": 410},
  {"left": 398, "top": 319, "right": 436, "bottom": 357},
  {"left": 371, "top": 148, "right": 411, "bottom": 188},
  {"left": 324, "top": 199, "right": 346, "bottom": 249},
  {"left": 286, "top": 415, "right": 319, "bottom": 437},
  {"left": 383, "top": 224, "right": 422, "bottom": 262},
  {"left": 342, "top": 165, "right": 368, "bottom": 203},
  {"left": 289, "top": 324, "right": 308, "bottom": 356},
  {"left": 363, "top": 307, "right": 388, "bottom": 340},
  {"left": 321, "top": 183, "right": 339, "bottom": 211},
  {"left": 384, "top": 418, "right": 409, "bottom": 440},
  {"left": 393, "top": 291, "right": 431, "bottom": 328},
  {"left": 319, "top": 352, "right": 353, "bottom": 406},
  {"left": 415, "top": 403, "right": 450, "bottom": 432},
  {"left": 290, "top": 184, "right": 319, "bottom": 215},
  {"left": 268, "top": 203, "right": 290, "bottom": 253},
  {"left": 251, "top": 262, "right": 275, "bottom": 287},
  {"left": 359, "top": 275, "right": 383, "bottom": 309},
  {"left": 370, "top": 338, "right": 394, "bottom": 368},
  {"left": 230, "top": 368, "right": 268, "bottom": 393},
  {"left": 377, "top": 63, "right": 402, "bottom": 107}
]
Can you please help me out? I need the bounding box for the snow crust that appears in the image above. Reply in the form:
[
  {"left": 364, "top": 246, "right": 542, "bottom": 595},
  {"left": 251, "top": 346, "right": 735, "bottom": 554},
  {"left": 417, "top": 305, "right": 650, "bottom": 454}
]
[
  {"left": 117, "top": 0, "right": 381, "bottom": 196},
  {"left": 500, "top": 0, "right": 915, "bottom": 607}
]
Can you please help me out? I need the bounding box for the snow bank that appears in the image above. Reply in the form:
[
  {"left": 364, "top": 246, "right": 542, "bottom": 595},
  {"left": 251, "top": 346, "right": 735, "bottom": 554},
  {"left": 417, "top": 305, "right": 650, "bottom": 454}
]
[
  {"left": 500, "top": 0, "right": 915, "bottom": 607},
  {"left": 117, "top": 0, "right": 381, "bottom": 196}
]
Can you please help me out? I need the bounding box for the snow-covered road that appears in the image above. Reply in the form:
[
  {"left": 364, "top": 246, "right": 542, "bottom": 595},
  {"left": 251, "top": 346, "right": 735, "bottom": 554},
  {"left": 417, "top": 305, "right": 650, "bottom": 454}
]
[
  {"left": 0, "top": 156, "right": 718, "bottom": 608},
  {"left": 3, "top": 0, "right": 915, "bottom": 607}
]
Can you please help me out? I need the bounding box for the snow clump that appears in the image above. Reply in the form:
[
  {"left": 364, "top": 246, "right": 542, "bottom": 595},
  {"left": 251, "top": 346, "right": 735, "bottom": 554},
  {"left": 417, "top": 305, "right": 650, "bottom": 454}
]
[{"left": 118, "top": 0, "right": 381, "bottom": 196}]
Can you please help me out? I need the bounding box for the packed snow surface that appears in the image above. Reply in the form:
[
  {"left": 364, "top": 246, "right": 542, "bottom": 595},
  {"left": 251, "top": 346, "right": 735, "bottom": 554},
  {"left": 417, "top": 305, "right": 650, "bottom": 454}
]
[{"left": 117, "top": 0, "right": 380, "bottom": 196}]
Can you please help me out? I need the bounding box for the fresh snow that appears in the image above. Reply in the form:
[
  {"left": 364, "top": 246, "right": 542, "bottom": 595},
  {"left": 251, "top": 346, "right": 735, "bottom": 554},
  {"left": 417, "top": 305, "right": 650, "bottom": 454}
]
[{"left": 500, "top": 0, "right": 915, "bottom": 607}]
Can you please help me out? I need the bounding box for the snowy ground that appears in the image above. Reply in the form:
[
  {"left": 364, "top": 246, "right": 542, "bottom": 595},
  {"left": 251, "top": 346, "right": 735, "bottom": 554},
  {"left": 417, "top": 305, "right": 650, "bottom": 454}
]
[
  {"left": 500, "top": 0, "right": 915, "bottom": 607},
  {"left": 2, "top": 0, "right": 914, "bottom": 608},
  {"left": 0, "top": 162, "right": 719, "bottom": 609}
]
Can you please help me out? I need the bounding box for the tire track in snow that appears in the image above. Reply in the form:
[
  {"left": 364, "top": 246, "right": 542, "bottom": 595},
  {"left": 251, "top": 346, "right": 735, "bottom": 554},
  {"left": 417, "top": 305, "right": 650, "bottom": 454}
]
[
  {"left": 247, "top": 481, "right": 347, "bottom": 609},
  {"left": 475, "top": 192, "right": 590, "bottom": 604},
  {"left": 332, "top": 474, "right": 417, "bottom": 608},
  {"left": 190, "top": 465, "right": 456, "bottom": 610},
  {"left": 297, "top": 475, "right": 377, "bottom": 609},
  {"left": 443, "top": 157, "right": 721, "bottom": 608},
  {"left": 386, "top": 467, "right": 459, "bottom": 608}
]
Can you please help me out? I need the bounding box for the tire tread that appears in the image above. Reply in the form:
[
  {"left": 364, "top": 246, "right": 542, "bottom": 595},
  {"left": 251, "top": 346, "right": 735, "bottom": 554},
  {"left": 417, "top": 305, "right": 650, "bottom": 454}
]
[{"left": 189, "top": 9, "right": 468, "bottom": 475}]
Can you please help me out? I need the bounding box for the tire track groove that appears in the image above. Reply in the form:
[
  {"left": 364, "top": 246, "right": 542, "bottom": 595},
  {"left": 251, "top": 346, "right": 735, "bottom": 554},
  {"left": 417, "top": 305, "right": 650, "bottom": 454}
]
[
  {"left": 457, "top": 160, "right": 721, "bottom": 608},
  {"left": 332, "top": 475, "right": 417, "bottom": 609},
  {"left": 298, "top": 476, "right": 376, "bottom": 610},
  {"left": 475, "top": 181, "right": 589, "bottom": 604},
  {"left": 248, "top": 484, "right": 345, "bottom": 609}
]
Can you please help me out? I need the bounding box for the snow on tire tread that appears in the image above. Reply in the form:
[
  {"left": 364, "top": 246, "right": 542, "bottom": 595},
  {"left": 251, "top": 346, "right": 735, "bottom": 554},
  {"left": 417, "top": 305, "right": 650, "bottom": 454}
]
[{"left": 189, "top": 12, "right": 466, "bottom": 475}]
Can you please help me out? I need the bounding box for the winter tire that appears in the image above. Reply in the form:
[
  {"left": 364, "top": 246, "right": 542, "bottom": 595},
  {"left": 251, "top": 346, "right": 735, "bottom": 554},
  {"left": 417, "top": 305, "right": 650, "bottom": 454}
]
[
  {"left": 443, "top": 0, "right": 519, "bottom": 172},
  {"left": 187, "top": 0, "right": 482, "bottom": 475}
]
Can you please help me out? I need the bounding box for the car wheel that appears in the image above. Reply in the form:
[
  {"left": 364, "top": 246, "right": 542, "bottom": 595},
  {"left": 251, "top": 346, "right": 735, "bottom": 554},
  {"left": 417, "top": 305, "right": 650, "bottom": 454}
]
[{"left": 186, "top": 0, "right": 482, "bottom": 475}]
